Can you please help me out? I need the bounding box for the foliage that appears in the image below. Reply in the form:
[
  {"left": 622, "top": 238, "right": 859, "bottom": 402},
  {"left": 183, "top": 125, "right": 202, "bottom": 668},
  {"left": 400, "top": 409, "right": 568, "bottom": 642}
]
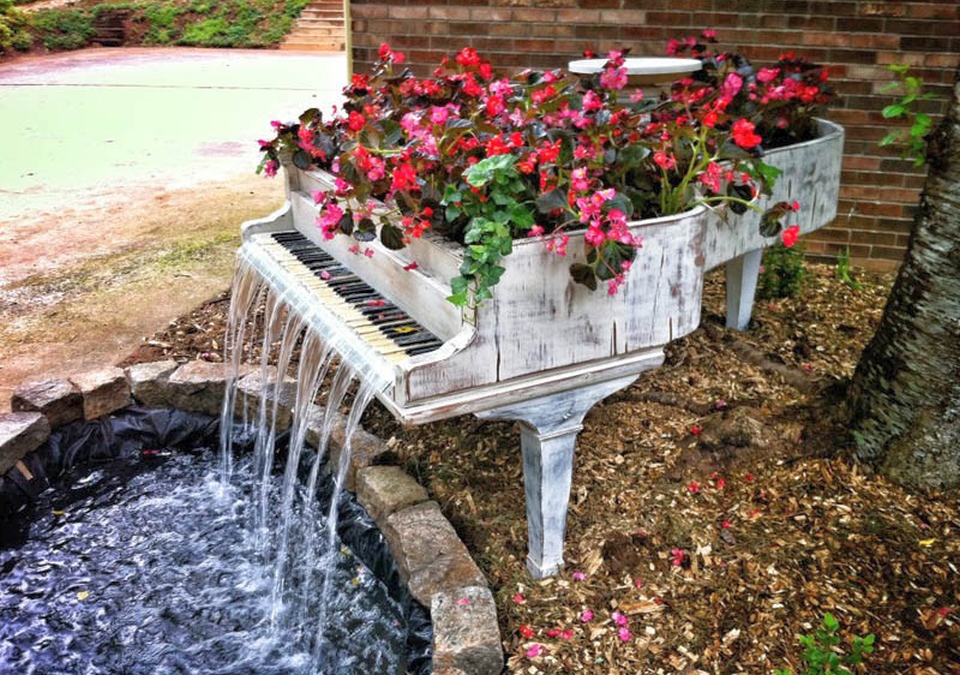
[
  {"left": 260, "top": 33, "right": 830, "bottom": 306},
  {"left": 834, "top": 246, "right": 860, "bottom": 290},
  {"left": 20, "top": 0, "right": 308, "bottom": 52},
  {"left": 0, "top": 0, "right": 30, "bottom": 53},
  {"left": 775, "top": 612, "right": 875, "bottom": 675},
  {"left": 758, "top": 241, "right": 806, "bottom": 300},
  {"left": 879, "top": 64, "right": 937, "bottom": 167},
  {"left": 30, "top": 7, "right": 97, "bottom": 50}
]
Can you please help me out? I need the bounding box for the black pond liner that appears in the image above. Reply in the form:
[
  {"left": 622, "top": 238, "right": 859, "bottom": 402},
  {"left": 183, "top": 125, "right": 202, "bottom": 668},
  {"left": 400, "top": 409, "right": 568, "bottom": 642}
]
[{"left": 0, "top": 407, "right": 432, "bottom": 675}]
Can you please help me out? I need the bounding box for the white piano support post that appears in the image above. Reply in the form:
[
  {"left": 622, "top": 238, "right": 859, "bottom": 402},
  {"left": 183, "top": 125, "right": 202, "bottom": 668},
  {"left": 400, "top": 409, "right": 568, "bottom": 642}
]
[
  {"left": 725, "top": 248, "right": 763, "bottom": 331},
  {"left": 477, "top": 374, "right": 640, "bottom": 579}
]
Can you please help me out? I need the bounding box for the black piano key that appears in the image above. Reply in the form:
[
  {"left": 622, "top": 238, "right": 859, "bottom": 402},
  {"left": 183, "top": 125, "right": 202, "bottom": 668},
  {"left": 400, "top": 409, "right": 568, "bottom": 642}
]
[{"left": 269, "top": 231, "right": 443, "bottom": 358}]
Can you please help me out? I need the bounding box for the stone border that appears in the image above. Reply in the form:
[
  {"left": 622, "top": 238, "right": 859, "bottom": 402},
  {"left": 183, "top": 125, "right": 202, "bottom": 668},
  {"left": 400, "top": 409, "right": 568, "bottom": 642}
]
[{"left": 2, "top": 361, "right": 503, "bottom": 675}]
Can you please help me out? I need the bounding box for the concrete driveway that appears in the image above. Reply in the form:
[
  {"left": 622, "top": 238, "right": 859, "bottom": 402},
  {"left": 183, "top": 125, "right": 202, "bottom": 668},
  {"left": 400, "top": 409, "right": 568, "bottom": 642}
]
[
  {"left": 0, "top": 47, "right": 347, "bottom": 403},
  {"left": 0, "top": 47, "right": 347, "bottom": 224}
]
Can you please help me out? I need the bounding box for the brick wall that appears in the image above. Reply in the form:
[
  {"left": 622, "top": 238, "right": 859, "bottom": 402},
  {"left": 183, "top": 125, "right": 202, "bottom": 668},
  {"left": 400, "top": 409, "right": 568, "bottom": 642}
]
[{"left": 349, "top": 0, "right": 960, "bottom": 269}]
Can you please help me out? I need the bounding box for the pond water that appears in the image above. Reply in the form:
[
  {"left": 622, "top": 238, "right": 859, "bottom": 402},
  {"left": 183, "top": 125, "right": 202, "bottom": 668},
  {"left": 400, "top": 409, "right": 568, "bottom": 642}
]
[{"left": 0, "top": 446, "right": 420, "bottom": 674}]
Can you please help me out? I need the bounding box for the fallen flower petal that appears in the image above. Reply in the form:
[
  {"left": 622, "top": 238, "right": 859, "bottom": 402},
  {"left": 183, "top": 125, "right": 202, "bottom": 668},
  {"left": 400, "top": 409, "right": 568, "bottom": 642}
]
[
  {"left": 519, "top": 624, "right": 534, "bottom": 639},
  {"left": 526, "top": 644, "right": 543, "bottom": 658},
  {"left": 580, "top": 609, "right": 594, "bottom": 622},
  {"left": 618, "top": 627, "right": 633, "bottom": 642}
]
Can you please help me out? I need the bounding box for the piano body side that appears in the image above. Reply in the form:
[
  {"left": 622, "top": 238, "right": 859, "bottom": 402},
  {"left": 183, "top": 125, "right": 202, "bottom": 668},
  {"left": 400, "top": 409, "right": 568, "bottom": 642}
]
[
  {"left": 702, "top": 118, "right": 845, "bottom": 270},
  {"left": 397, "top": 206, "right": 708, "bottom": 418}
]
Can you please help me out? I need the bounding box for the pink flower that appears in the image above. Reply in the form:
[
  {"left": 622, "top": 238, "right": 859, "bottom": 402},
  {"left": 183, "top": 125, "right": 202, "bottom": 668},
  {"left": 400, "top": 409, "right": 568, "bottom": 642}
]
[
  {"left": 732, "top": 118, "right": 762, "bottom": 150},
  {"left": 402, "top": 261, "right": 419, "bottom": 271},
  {"left": 618, "top": 627, "right": 633, "bottom": 642},
  {"left": 611, "top": 610, "right": 628, "bottom": 627},
  {"left": 525, "top": 644, "right": 543, "bottom": 658},
  {"left": 654, "top": 151, "right": 676, "bottom": 171},
  {"left": 579, "top": 609, "right": 594, "bottom": 622},
  {"left": 600, "top": 66, "right": 628, "bottom": 91},
  {"left": 634, "top": 578, "right": 645, "bottom": 588},
  {"left": 671, "top": 548, "right": 686, "bottom": 566},
  {"left": 721, "top": 520, "right": 732, "bottom": 529},
  {"left": 519, "top": 624, "right": 534, "bottom": 639},
  {"left": 757, "top": 67, "right": 780, "bottom": 84},
  {"left": 688, "top": 481, "right": 701, "bottom": 494},
  {"left": 513, "top": 593, "right": 525, "bottom": 604},
  {"left": 781, "top": 224, "right": 800, "bottom": 248},
  {"left": 570, "top": 167, "right": 590, "bottom": 192},
  {"left": 571, "top": 571, "right": 586, "bottom": 581}
]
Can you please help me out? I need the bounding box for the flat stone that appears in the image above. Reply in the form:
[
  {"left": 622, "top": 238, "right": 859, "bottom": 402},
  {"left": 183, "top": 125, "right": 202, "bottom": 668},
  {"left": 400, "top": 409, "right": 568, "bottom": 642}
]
[
  {"left": 356, "top": 465, "right": 429, "bottom": 524},
  {"left": 11, "top": 377, "right": 82, "bottom": 428},
  {"left": 0, "top": 412, "right": 50, "bottom": 475},
  {"left": 432, "top": 669, "right": 469, "bottom": 675},
  {"left": 69, "top": 367, "right": 131, "bottom": 420},
  {"left": 166, "top": 361, "right": 235, "bottom": 417},
  {"left": 432, "top": 586, "right": 503, "bottom": 675},
  {"left": 327, "top": 428, "right": 390, "bottom": 491},
  {"left": 236, "top": 367, "right": 298, "bottom": 432},
  {"left": 126, "top": 360, "right": 180, "bottom": 408},
  {"left": 383, "top": 501, "right": 486, "bottom": 607}
]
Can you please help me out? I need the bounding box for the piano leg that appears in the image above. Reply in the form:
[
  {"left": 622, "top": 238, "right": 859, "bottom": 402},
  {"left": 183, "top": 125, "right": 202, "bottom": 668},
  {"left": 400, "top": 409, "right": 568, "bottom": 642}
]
[
  {"left": 477, "top": 374, "right": 641, "bottom": 579},
  {"left": 725, "top": 248, "right": 763, "bottom": 331}
]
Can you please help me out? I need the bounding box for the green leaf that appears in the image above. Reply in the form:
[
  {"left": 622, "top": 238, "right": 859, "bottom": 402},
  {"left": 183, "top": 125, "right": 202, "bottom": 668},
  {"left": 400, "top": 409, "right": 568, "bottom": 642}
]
[
  {"left": 380, "top": 223, "right": 405, "bottom": 250},
  {"left": 353, "top": 217, "right": 377, "bottom": 242},
  {"left": 822, "top": 612, "right": 839, "bottom": 632},
  {"left": 292, "top": 149, "right": 312, "bottom": 170},
  {"left": 535, "top": 188, "right": 568, "bottom": 214},
  {"left": 569, "top": 263, "right": 597, "bottom": 291},
  {"left": 881, "top": 104, "right": 905, "bottom": 119}
]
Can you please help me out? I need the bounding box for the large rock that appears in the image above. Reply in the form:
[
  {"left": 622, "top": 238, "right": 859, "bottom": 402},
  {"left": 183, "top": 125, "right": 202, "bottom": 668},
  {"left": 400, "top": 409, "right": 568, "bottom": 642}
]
[
  {"left": 126, "top": 360, "right": 180, "bottom": 408},
  {"left": 0, "top": 412, "right": 50, "bottom": 475},
  {"left": 165, "top": 361, "right": 235, "bottom": 417},
  {"left": 382, "top": 501, "right": 486, "bottom": 607},
  {"left": 432, "top": 586, "right": 503, "bottom": 675},
  {"left": 11, "top": 377, "right": 82, "bottom": 428},
  {"left": 70, "top": 367, "right": 131, "bottom": 420},
  {"left": 356, "top": 465, "right": 429, "bottom": 524},
  {"left": 327, "top": 428, "right": 390, "bottom": 491},
  {"left": 236, "top": 367, "right": 298, "bottom": 432}
]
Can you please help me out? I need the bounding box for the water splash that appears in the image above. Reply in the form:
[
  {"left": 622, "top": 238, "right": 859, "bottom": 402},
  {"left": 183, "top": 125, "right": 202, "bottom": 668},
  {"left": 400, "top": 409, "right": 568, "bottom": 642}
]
[{"left": 219, "top": 254, "right": 389, "bottom": 669}]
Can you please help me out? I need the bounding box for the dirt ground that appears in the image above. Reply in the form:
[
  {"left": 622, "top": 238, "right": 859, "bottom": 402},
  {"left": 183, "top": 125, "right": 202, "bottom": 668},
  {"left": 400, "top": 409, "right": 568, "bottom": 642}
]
[
  {"left": 0, "top": 173, "right": 284, "bottom": 408},
  {"left": 125, "top": 256, "right": 960, "bottom": 674}
]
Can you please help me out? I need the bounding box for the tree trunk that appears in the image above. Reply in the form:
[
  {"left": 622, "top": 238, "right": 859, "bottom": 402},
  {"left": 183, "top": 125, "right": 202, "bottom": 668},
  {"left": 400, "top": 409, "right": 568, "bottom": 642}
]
[{"left": 847, "top": 71, "right": 960, "bottom": 492}]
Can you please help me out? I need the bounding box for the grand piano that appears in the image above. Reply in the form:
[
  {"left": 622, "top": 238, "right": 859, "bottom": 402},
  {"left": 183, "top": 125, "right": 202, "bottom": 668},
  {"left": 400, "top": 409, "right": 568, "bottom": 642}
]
[{"left": 238, "top": 118, "right": 843, "bottom": 578}]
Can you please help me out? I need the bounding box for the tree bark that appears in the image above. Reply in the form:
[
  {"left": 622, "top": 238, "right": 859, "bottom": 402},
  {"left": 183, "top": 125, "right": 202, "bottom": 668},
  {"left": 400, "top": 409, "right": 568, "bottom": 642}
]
[{"left": 847, "top": 71, "right": 960, "bottom": 492}]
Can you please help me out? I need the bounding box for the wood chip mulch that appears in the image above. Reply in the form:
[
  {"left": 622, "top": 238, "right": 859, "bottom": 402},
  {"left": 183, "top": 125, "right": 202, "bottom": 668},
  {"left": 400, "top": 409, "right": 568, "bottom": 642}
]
[{"left": 123, "top": 264, "right": 960, "bottom": 674}]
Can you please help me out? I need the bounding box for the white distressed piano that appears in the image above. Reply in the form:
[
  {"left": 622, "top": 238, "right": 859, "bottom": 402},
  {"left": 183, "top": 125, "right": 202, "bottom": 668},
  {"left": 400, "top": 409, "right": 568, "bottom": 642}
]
[{"left": 239, "top": 119, "right": 843, "bottom": 578}]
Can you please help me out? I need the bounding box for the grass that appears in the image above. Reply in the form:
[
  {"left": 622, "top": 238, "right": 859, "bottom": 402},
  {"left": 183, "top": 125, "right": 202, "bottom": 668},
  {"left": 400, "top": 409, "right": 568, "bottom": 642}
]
[{"left": 10, "top": 0, "right": 309, "bottom": 53}]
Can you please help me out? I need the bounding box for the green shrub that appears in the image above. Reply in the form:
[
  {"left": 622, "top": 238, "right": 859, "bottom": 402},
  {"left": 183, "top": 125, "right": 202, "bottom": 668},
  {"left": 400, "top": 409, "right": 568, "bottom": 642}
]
[
  {"left": 776, "top": 612, "right": 875, "bottom": 675},
  {"left": 143, "top": 3, "right": 181, "bottom": 28},
  {"left": 178, "top": 16, "right": 229, "bottom": 45},
  {"left": 758, "top": 242, "right": 807, "bottom": 300},
  {"left": 31, "top": 7, "right": 97, "bottom": 50},
  {"left": 0, "top": 0, "right": 30, "bottom": 53}
]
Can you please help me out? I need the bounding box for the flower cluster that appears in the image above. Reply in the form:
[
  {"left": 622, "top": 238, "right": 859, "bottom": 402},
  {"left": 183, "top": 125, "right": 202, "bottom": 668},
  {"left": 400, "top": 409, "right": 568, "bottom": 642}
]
[{"left": 258, "top": 33, "right": 831, "bottom": 304}]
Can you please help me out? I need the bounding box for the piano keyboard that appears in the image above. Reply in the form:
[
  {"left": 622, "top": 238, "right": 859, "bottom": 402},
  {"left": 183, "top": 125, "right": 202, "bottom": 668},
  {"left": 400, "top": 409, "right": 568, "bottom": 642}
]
[{"left": 254, "top": 231, "right": 444, "bottom": 361}]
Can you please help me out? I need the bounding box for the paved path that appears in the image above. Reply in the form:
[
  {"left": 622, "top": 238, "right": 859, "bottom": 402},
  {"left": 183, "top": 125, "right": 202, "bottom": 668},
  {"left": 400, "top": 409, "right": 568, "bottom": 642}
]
[
  {"left": 0, "top": 48, "right": 347, "bottom": 223},
  {"left": 0, "top": 47, "right": 347, "bottom": 404}
]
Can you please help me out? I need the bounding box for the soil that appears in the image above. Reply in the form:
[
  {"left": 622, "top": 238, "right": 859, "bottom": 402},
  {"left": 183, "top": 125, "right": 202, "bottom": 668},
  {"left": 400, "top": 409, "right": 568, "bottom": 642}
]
[
  {"left": 124, "top": 261, "right": 960, "bottom": 673},
  {"left": 0, "top": 173, "right": 284, "bottom": 408}
]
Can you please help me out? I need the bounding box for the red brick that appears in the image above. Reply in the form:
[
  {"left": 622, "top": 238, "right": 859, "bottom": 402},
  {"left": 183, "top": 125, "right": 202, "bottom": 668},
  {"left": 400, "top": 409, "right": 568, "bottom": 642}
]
[
  {"left": 387, "top": 6, "right": 429, "bottom": 20},
  {"left": 558, "top": 8, "right": 600, "bottom": 23},
  {"left": 849, "top": 230, "right": 898, "bottom": 247},
  {"left": 351, "top": 5, "right": 388, "bottom": 19},
  {"left": 470, "top": 7, "right": 513, "bottom": 22},
  {"left": 512, "top": 8, "right": 558, "bottom": 22},
  {"left": 428, "top": 6, "right": 472, "bottom": 21},
  {"left": 599, "top": 9, "right": 646, "bottom": 24},
  {"left": 906, "top": 3, "right": 959, "bottom": 19},
  {"left": 859, "top": 2, "right": 907, "bottom": 17}
]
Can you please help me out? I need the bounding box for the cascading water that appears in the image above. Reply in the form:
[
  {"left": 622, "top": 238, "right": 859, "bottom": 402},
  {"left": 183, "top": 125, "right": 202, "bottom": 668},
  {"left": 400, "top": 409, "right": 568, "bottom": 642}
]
[
  {"left": 216, "top": 256, "right": 401, "bottom": 672},
  {"left": 0, "top": 256, "right": 430, "bottom": 675}
]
